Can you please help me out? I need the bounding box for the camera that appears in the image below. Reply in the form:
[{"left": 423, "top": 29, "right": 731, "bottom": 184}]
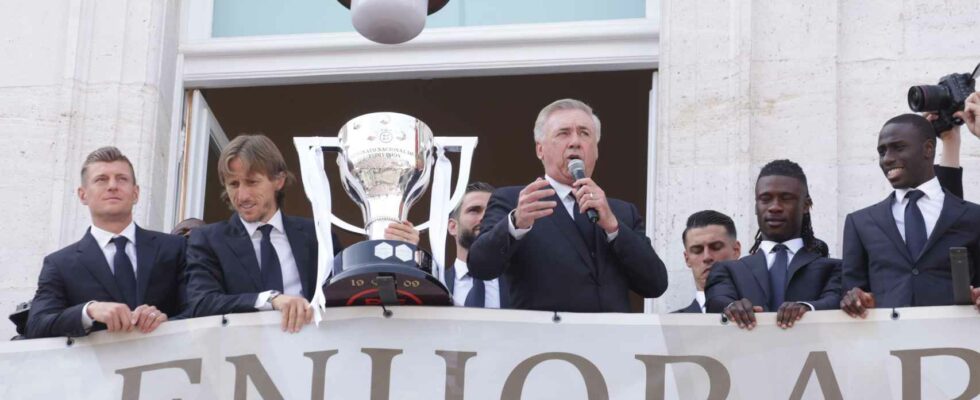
[{"left": 908, "top": 63, "right": 979, "bottom": 136}]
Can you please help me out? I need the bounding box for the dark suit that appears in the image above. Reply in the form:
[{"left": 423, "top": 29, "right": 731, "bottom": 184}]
[
  {"left": 467, "top": 185, "right": 668, "bottom": 313},
  {"left": 705, "top": 249, "right": 842, "bottom": 313},
  {"left": 673, "top": 299, "right": 703, "bottom": 314},
  {"left": 185, "top": 213, "right": 341, "bottom": 317},
  {"left": 842, "top": 191, "right": 980, "bottom": 307},
  {"left": 26, "top": 227, "right": 187, "bottom": 338},
  {"left": 445, "top": 263, "right": 510, "bottom": 308}
]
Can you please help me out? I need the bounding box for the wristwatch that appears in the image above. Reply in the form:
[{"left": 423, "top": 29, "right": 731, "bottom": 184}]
[{"left": 268, "top": 290, "right": 282, "bottom": 308}]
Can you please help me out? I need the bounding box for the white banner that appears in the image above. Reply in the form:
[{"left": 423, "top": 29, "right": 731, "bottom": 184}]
[{"left": 1, "top": 306, "right": 979, "bottom": 399}]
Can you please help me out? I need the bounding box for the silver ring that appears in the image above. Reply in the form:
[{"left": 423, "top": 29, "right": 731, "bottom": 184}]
[
  {"left": 589, "top": 193, "right": 594, "bottom": 199},
  {"left": 149, "top": 313, "right": 157, "bottom": 318}
]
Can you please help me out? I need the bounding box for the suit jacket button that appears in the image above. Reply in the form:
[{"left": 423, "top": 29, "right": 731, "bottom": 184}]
[{"left": 911, "top": 268, "right": 919, "bottom": 275}]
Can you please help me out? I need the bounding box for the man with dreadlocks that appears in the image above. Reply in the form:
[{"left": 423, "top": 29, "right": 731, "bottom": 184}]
[
  {"left": 841, "top": 114, "right": 980, "bottom": 317},
  {"left": 705, "top": 160, "right": 842, "bottom": 330}
]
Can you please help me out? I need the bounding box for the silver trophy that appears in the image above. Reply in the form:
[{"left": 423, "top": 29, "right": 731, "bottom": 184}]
[
  {"left": 295, "top": 112, "right": 477, "bottom": 313},
  {"left": 338, "top": 113, "right": 433, "bottom": 240}
]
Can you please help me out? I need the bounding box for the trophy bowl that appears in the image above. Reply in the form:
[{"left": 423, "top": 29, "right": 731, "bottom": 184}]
[{"left": 326, "top": 112, "right": 451, "bottom": 306}]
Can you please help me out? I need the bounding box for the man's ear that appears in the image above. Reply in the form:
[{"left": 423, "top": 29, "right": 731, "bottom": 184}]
[
  {"left": 733, "top": 240, "right": 742, "bottom": 256},
  {"left": 924, "top": 138, "right": 936, "bottom": 159},
  {"left": 273, "top": 172, "right": 286, "bottom": 191},
  {"left": 77, "top": 186, "right": 88, "bottom": 205},
  {"left": 133, "top": 184, "right": 140, "bottom": 205},
  {"left": 535, "top": 141, "right": 544, "bottom": 160},
  {"left": 447, "top": 218, "right": 458, "bottom": 238}
]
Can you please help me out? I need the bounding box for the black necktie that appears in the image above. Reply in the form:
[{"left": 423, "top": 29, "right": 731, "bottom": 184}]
[
  {"left": 464, "top": 273, "right": 485, "bottom": 307},
  {"left": 257, "top": 225, "right": 284, "bottom": 292},
  {"left": 569, "top": 193, "right": 596, "bottom": 252},
  {"left": 904, "top": 190, "right": 927, "bottom": 260},
  {"left": 768, "top": 244, "right": 788, "bottom": 311},
  {"left": 111, "top": 236, "right": 138, "bottom": 309}
]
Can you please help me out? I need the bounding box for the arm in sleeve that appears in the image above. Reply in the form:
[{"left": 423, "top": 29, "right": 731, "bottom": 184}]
[
  {"left": 705, "top": 261, "right": 740, "bottom": 313},
  {"left": 26, "top": 256, "right": 88, "bottom": 338},
  {"left": 169, "top": 235, "right": 193, "bottom": 320},
  {"left": 934, "top": 164, "right": 964, "bottom": 199},
  {"left": 467, "top": 189, "right": 521, "bottom": 281},
  {"left": 184, "top": 229, "right": 260, "bottom": 317},
  {"left": 808, "top": 258, "right": 843, "bottom": 310},
  {"left": 607, "top": 203, "right": 668, "bottom": 298},
  {"left": 841, "top": 214, "right": 871, "bottom": 294}
]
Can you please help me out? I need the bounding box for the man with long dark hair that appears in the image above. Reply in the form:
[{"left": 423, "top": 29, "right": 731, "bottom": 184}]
[{"left": 706, "top": 160, "right": 841, "bottom": 329}]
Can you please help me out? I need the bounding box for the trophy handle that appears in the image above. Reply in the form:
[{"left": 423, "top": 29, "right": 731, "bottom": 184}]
[
  {"left": 413, "top": 137, "right": 478, "bottom": 232},
  {"left": 293, "top": 137, "right": 340, "bottom": 322}
]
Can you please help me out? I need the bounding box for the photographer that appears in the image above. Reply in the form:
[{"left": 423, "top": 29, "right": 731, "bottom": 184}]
[
  {"left": 929, "top": 111, "right": 967, "bottom": 199},
  {"left": 926, "top": 91, "right": 980, "bottom": 199}
]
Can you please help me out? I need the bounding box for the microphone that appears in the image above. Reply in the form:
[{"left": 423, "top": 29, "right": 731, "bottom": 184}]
[{"left": 567, "top": 159, "right": 599, "bottom": 223}]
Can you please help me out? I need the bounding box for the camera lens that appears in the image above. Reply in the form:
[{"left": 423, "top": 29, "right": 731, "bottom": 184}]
[{"left": 907, "top": 85, "right": 951, "bottom": 112}]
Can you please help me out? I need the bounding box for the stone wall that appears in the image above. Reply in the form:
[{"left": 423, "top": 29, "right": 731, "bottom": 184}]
[
  {"left": 655, "top": 0, "right": 980, "bottom": 312},
  {"left": 0, "top": 0, "right": 179, "bottom": 339}
]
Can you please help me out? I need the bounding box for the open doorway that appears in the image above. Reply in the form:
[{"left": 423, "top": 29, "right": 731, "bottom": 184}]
[{"left": 197, "top": 69, "right": 654, "bottom": 310}]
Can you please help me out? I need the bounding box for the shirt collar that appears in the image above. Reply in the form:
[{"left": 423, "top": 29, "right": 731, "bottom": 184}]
[
  {"left": 240, "top": 209, "right": 284, "bottom": 238},
  {"left": 544, "top": 174, "right": 574, "bottom": 202},
  {"left": 758, "top": 237, "right": 804, "bottom": 255},
  {"left": 894, "top": 176, "right": 942, "bottom": 204},
  {"left": 695, "top": 291, "right": 706, "bottom": 308},
  {"left": 454, "top": 259, "right": 470, "bottom": 279},
  {"left": 90, "top": 221, "right": 137, "bottom": 249}
]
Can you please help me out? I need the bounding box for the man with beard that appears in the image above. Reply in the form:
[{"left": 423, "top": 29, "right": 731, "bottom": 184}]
[
  {"left": 841, "top": 114, "right": 980, "bottom": 317},
  {"left": 445, "top": 182, "right": 509, "bottom": 308},
  {"left": 706, "top": 160, "right": 842, "bottom": 329},
  {"left": 467, "top": 98, "right": 668, "bottom": 312},
  {"left": 187, "top": 134, "right": 422, "bottom": 332},
  {"left": 674, "top": 210, "right": 741, "bottom": 313}
]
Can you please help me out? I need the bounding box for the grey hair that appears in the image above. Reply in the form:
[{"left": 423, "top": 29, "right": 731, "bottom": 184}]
[{"left": 532, "top": 98, "right": 602, "bottom": 142}]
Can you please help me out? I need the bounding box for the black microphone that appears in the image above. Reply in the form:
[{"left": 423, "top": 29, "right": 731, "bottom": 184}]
[{"left": 567, "top": 159, "right": 599, "bottom": 223}]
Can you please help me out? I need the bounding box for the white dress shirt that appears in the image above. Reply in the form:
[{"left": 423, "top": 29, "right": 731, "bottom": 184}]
[
  {"left": 758, "top": 238, "right": 804, "bottom": 270},
  {"left": 240, "top": 210, "right": 303, "bottom": 310},
  {"left": 451, "top": 259, "right": 501, "bottom": 308},
  {"left": 757, "top": 238, "right": 813, "bottom": 310},
  {"left": 81, "top": 222, "right": 138, "bottom": 328},
  {"left": 892, "top": 177, "right": 944, "bottom": 242},
  {"left": 507, "top": 175, "right": 618, "bottom": 241},
  {"left": 695, "top": 291, "right": 706, "bottom": 313}
]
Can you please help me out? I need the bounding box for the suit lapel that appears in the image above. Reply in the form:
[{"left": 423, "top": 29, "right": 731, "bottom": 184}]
[
  {"left": 746, "top": 251, "right": 770, "bottom": 300},
  {"left": 134, "top": 226, "right": 159, "bottom": 305},
  {"left": 224, "top": 215, "right": 264, "bottom": 290},
  {"left": 787, "top": 248, "right": 819, "bottom": 284},
  {"left": 920, "top": 191, "right": 967, "bottom": 260},
  {"left": 283, "top": 215, "right": 313, "bottom": 299},
  {"left": 869, "top": 195, "right": 914, "bottom": 264},
  {"left": 542, "top": 191, "right": 597, "bottom": 275},
  {"left": 78, "top": 231, "right": 125, "bottom": 302}
]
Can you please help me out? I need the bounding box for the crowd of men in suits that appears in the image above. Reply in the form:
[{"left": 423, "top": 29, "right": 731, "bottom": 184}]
[{"left": 18, "top": 91, "right": 980, "bottom": 339}]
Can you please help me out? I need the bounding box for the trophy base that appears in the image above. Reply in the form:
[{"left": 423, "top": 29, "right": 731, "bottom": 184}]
[{"left": 325, "top": 240, "right": 452, "bottom": 307}]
